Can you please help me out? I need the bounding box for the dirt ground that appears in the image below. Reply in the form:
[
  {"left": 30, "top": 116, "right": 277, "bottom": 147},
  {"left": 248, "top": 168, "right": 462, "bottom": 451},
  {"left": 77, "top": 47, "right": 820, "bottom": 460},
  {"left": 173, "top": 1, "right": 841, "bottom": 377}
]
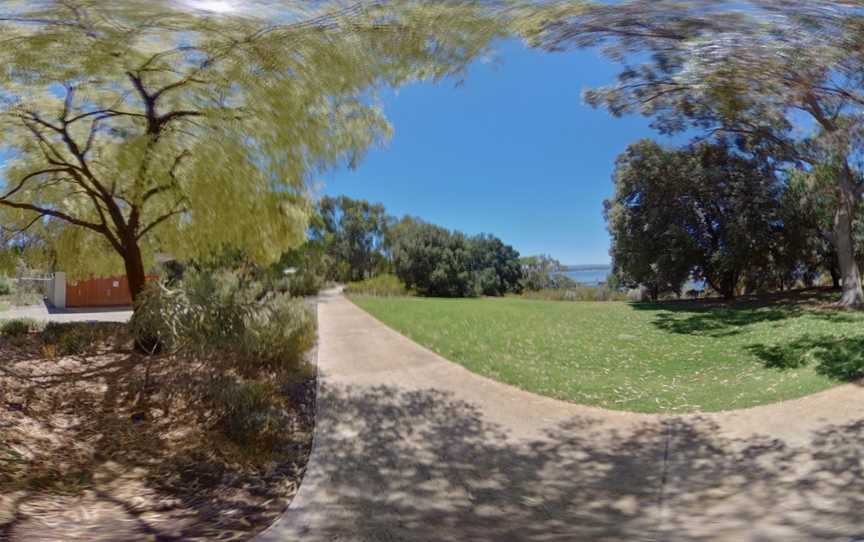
[{"left": 0, "top": 325, "right": 315, "bottom": 542}]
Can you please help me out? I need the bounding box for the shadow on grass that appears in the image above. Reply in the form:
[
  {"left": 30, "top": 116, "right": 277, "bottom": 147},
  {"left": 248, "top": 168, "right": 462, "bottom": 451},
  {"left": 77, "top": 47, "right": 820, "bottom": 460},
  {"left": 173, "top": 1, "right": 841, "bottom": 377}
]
[
  {"left": 748, "top": 335, "right": 864, "bottom": 381},
  {"left": 265, "top": 383, "right": 864, "bottom": 542},
  {"left": 633, "top": 289, "right": 857, "bottom": 338}
]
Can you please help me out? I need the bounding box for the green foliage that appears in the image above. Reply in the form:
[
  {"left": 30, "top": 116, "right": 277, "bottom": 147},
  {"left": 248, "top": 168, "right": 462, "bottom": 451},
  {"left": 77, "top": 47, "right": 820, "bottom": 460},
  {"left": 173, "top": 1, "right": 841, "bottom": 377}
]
[
  {"left": 530, "top": 0, "right": 864, "bottom": 306},
  {"left": 209, "top": 379, "right": 289, "bottom": 446},
  {"left": 0, "top": 1, "right": 506, "bottom": 293},
  {"left": 272, "top": 242, "right": 332, "bottom": 297},
  {"left": 0, "top": 276, "right": 12, "bottom": 296},
  {"left": 352, "top": 293, "right": 862, "bottom": 413},
  {"left": 519, "top": 255, "right": 563, "bottom": 291},
  {"left": 313, "top": 196, "right": 390, "bottom": 282},
  {"left": 41, "top": 322, "right": 116, "bottom": 356},
  {"left": 130, "top": 269, "right": 315, "bottom": 373},
  {"left": 390, "top": 219, "right": 522, "bottom": 297},
  {"left": 606, "top": 140, "right": 788, "bottom": 300},
  {"left": 345, "top": 274, "right": 410, "bottom": 297},
  {"left": 0, "top": 318, "right": 42, "bottom": 337}
]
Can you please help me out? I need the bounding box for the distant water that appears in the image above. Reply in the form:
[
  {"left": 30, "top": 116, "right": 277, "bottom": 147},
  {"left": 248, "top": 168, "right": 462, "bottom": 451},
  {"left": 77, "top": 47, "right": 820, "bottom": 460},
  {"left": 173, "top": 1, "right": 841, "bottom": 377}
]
[{"left": 559, "top": 266, "right": 612, "bottom": 286}]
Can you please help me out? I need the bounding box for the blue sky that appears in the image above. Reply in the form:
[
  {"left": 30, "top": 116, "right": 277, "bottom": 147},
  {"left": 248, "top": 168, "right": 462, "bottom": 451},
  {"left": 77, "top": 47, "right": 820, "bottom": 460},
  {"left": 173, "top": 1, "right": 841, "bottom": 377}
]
[{"left": 323, "top": 39, "right": 678, "bottom": 265}]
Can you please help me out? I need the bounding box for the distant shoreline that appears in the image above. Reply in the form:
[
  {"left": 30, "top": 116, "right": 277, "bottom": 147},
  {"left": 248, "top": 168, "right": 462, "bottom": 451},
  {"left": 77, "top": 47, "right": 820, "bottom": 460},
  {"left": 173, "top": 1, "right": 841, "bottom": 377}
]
[{"left": 560, "top": 264, "right": 611, "bottom": 272}]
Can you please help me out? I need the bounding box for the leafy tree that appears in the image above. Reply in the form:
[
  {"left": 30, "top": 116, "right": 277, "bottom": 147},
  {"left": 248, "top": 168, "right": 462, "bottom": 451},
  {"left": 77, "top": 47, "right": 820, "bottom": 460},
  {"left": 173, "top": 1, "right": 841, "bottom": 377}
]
[
  {"left": 530, "top": 0, "right": 864, "bottom": 307},
  {"left": 606, "top": 140, "right": 782, "bottom": 300},
  {"left": 392, "top": 221, "right": 474, "bottom": 297},
  {"left": 313, "top": 196, "right": 389, "bottom": 282},
  {"left": 519, "top": 254, "right": 563, "bottom": 291},
  {"left": 389, "top": 219, "right": 521, "bottom": 297},
  {"left": 468, "top": 234, "right": 522, "bottom": 295},
  {"left": 0, "top": 0, "right": 505, "bottom": 302},
  {"left": 605, "top": 141, "right": 699, "bottom": 300}
]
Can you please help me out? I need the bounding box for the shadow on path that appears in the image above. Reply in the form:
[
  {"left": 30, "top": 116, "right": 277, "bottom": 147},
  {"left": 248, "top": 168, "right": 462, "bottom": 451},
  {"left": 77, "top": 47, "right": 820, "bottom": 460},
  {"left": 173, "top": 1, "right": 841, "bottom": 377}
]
[{"left": 271, "top": 382, "right": 864, "bottom": 541}]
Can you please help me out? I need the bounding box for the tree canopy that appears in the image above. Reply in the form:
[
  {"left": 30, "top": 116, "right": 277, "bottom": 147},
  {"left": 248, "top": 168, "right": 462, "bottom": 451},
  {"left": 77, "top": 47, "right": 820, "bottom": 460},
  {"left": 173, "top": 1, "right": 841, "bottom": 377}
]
[
  {"left": 529, "top": 0, "right": 864, "bottom": 307},
  {"left": 0, "top": 0, "right": 506, "bottom": 299}
]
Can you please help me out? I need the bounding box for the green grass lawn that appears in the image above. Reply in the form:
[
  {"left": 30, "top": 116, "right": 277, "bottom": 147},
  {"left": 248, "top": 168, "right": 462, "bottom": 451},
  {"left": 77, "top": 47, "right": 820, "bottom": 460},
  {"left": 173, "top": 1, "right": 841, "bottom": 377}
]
[{"left": 349, "top": 293, "right": 864, "bottom": 413}]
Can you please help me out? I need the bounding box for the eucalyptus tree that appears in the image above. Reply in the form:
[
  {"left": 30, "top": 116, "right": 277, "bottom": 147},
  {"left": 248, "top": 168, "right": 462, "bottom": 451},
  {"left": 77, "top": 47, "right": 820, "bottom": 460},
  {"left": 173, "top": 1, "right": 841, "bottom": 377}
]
[
  {"left": 529, "top": 0, "right": 864, "bottom": 307},
  {"left": 0, "top": 0, "right": 505, "bottom": 301},
  {"left": 314, "top": 195, "right": 390, "bottom": 282}
]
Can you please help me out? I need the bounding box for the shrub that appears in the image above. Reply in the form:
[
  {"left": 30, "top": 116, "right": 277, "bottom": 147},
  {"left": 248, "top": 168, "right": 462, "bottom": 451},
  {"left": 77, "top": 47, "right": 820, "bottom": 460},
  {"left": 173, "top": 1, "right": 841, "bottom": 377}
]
[
  {"left": 345, "top": 274, "right": 409, "bottom": 297},
  {"left": 131, "top": 269, "right": 316, "bottom": 373},
  {"left": 1, "top": 318, "right": 42, "bottom": 337},
  {"left": 244, "top": 294, "right": 316, "bottom": 372},
  {"left": 0, "top": 276, "right": 12, "bottom": 296},
  {"left": 41, "top": 322, "right": 114, "bottom": 355},
  {"left": 210, "top": 378, "right": 288, "bottom": 446}
]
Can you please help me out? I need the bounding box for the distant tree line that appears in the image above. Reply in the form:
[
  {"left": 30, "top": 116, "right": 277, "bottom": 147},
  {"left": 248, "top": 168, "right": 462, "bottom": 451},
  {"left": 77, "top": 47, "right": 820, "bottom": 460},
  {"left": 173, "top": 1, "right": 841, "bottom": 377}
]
[
  {"left": 605, "top": 140, "right": 854, "bottom": 301},
  {"left": 307, "top": 195, "right": 530, "bottom": 297}
]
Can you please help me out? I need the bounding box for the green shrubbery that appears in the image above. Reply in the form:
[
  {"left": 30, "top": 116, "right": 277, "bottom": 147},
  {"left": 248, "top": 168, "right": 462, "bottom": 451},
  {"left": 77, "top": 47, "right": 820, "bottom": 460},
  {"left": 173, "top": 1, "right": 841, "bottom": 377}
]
[
  {"left": 130, "top": 270, "right": 317, "bottom": 446},
  {"left": 0, "top": 318, "right": 42, "bottom": 337},
  {"left": 344, "top": 274, "right": 410, "bottom": 297},
  {"left": 210, "top": 379, "right": 289, "bottom": 446},
  {"left": 131, "top": 270, "right": 316, "bottom": 371},
  {"left": 41, "top": 322, "right": 117, "bottom": 355},
  {"left": 0, "top": 276, "right": 12, "bottom": 296}
]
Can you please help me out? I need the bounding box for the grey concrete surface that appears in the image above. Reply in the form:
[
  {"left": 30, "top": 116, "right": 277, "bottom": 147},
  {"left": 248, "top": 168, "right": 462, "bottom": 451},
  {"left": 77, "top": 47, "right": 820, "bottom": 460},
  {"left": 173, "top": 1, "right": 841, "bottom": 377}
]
[
  {"left": 256, "top": 290, "right": 864, "bottom": 542},
  {"left": 0, "top": 302, "right": 132, "bottom": 323}
]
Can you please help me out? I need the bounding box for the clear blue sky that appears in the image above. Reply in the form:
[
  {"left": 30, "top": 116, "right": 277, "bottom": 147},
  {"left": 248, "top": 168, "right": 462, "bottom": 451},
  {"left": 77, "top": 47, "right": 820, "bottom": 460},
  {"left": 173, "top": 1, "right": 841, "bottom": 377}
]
[{"left": 322, "top": 39, "right": 678, "bottom": 266}]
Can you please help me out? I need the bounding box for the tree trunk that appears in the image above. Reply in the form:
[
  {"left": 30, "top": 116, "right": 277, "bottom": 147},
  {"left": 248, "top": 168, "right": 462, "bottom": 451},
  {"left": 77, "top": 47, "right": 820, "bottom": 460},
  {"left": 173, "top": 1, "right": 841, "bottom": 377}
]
[
  {"left": 834, "top": 182, "right": 864, "bottom": 308},
  {"left": 123, "top": 240, "right": 147, "bottom": 304},
  {"left": 829, "top": 265, "right": 841, "bottom": 290}
]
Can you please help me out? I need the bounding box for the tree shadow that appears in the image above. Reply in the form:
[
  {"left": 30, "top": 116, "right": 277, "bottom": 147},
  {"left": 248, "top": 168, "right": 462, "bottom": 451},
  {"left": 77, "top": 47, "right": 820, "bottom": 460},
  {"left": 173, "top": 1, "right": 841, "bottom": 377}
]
[
  {"left": 268, "top": 382, "right": 864, "bottom": 541},
  {"left": 633, "top": 289, "right": 857, "bottom": 338},
  {"left": 0, "top": 332, "right": 313, "bottom": 542},
  {"left": 748, "top": 335, "right": 864, "bottom": 381}
]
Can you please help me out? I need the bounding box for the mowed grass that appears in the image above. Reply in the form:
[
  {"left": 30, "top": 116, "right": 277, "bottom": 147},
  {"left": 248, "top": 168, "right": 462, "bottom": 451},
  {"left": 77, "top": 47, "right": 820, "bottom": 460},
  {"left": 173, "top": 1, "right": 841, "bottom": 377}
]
[{"left": 349, "top": 293, "right": 864, "bottom": 413}]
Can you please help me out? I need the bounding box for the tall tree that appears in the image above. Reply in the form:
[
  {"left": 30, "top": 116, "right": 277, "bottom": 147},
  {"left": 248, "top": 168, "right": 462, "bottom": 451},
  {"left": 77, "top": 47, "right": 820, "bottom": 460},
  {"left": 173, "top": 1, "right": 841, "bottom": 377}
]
[
  {"left": 529, "top": 0, "right": 864, "bottom": 307},
  {"left": 0, "top": 0, "right": 505, "bottom": 301},
  {"left": 313, "top": 195, "right": 389, "bottom": 282}
]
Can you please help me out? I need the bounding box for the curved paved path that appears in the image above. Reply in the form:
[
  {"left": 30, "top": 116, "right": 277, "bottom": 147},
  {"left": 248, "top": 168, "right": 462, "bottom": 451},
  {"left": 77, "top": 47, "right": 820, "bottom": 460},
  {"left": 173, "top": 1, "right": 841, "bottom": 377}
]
[{"left": 257, "top": 290, "right": 864, "bottom": 542}]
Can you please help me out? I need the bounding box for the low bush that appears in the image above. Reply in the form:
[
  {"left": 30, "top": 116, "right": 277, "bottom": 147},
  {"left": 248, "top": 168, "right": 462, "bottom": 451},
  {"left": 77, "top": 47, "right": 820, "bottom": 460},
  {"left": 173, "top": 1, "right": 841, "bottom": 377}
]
[
  {"left": 41, "top": 322, "right": 116, "bottom": 355},
  {"left": 345, "top": 274, "right": 410, "bottom": 297},
  {"left": 0, "top": 318, "right": 42, "bottom": 337},
  {"left": 0, "top": 276, "right": 12, "bottom": 296},
  {"left": 521, "top": 286, "right": 629, "bottom": 302},
  {"left": 131, "top": 269, "right": 316, "bottom": 373},
  {"left": 209, "top": 379, "right": 289, "bottom": 446}
]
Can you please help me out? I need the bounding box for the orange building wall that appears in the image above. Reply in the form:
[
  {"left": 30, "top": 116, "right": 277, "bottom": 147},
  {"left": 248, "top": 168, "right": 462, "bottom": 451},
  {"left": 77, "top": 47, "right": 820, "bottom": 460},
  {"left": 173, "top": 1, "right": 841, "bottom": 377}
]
[{"left": 66, "top": 275, "right": 157, "bottom": 307}]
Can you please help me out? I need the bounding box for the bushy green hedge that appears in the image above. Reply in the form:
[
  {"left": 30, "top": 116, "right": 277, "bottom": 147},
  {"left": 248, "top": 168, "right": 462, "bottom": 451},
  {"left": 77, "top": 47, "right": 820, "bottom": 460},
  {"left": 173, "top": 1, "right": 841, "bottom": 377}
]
[{"left": 344, "top": 274, "right": 409, "bottom": 297}]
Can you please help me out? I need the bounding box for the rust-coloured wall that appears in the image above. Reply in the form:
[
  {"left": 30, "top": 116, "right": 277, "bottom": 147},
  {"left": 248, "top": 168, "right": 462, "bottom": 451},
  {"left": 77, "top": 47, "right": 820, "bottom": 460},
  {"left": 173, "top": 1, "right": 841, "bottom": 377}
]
[{"left": 65, "top": 275, "right": 157, "bottom": 308}]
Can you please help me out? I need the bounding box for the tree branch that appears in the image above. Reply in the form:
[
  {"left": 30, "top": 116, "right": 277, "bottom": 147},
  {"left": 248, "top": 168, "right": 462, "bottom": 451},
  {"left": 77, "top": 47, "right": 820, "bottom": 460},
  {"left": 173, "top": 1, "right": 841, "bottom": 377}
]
[{"left": 137, "top": 208, "right": 185, "bottom": 240}]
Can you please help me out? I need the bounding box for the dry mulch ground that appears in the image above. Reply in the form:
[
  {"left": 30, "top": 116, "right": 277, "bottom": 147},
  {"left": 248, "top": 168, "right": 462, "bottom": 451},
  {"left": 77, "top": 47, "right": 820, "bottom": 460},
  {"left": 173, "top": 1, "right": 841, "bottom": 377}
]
[{"left": 0, "top": 325, "right": 315, "bottom": 542}]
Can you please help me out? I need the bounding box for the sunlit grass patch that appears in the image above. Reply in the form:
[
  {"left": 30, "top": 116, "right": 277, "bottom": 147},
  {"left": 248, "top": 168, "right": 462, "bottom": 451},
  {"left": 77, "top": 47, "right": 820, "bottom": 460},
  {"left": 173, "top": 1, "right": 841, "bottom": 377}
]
[{"left": 349, "top": 294, "right": 864, "bottom": 414}]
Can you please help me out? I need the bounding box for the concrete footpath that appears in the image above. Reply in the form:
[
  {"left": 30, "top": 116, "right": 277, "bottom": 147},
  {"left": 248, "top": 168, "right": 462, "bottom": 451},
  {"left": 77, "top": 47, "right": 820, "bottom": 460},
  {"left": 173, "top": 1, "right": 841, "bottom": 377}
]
[
  {"left": 257, "top": 290, "right": 864, "bottom": 542},
  {"left": 0, "top": 303, "right": 131, "bottom": 323}
]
